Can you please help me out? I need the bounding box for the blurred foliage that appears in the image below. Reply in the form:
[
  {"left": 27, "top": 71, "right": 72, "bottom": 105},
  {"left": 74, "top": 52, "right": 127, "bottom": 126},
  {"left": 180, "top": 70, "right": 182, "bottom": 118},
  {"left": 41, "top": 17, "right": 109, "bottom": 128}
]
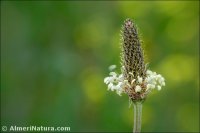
[{"left": 1, "top": 1, "right": 199, "bottom": 132}]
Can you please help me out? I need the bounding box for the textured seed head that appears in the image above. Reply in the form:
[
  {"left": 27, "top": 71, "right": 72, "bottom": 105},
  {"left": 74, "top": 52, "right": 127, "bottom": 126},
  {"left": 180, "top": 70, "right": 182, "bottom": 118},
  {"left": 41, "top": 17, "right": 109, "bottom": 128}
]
[
  {"left": 104, "top": 18, "right": 165, "bottom": 103},
  {"left": 121, "top": 18, "right": 146, "bottom": 83}
]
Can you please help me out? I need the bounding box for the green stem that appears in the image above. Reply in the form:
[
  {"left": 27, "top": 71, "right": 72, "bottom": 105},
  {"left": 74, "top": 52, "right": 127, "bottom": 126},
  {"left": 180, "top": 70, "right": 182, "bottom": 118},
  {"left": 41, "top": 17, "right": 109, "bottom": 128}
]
[{"left": 133, "top": 102, "right": 143, "bottom": 133}]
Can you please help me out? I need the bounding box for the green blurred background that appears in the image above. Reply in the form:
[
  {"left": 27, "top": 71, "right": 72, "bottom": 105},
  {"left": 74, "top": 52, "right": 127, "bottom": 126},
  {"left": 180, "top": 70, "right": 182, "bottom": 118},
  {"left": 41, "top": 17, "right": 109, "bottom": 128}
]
[{"left": 1, "top": 1, "right": 199, "bottom": 132}]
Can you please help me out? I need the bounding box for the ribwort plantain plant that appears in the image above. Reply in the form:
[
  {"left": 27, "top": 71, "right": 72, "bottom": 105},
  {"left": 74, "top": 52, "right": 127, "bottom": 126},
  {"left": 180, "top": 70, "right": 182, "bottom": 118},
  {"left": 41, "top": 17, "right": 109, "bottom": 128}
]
[{"left": 104, "top": 18, "right": 165, "bottom": 133}]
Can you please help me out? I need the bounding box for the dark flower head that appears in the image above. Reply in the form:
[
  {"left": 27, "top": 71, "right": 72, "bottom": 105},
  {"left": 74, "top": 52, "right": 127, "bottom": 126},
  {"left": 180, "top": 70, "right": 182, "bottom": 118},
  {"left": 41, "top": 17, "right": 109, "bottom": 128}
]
[
  {"left": 121, "top": 18, "right": 146, "bottom": 83},
  {"left": 104, "top": 18, "right": 165, "bottom": 102}
]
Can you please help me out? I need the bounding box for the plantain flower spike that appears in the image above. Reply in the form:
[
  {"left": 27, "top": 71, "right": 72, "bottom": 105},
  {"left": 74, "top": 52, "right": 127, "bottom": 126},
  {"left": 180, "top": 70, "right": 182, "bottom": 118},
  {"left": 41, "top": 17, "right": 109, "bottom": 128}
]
[
  {"left": 104, "top": 18, "right": 165, "bottom": 103},
  {"left": 121, "top": 18, "right": 146, "bottom": 82}
]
